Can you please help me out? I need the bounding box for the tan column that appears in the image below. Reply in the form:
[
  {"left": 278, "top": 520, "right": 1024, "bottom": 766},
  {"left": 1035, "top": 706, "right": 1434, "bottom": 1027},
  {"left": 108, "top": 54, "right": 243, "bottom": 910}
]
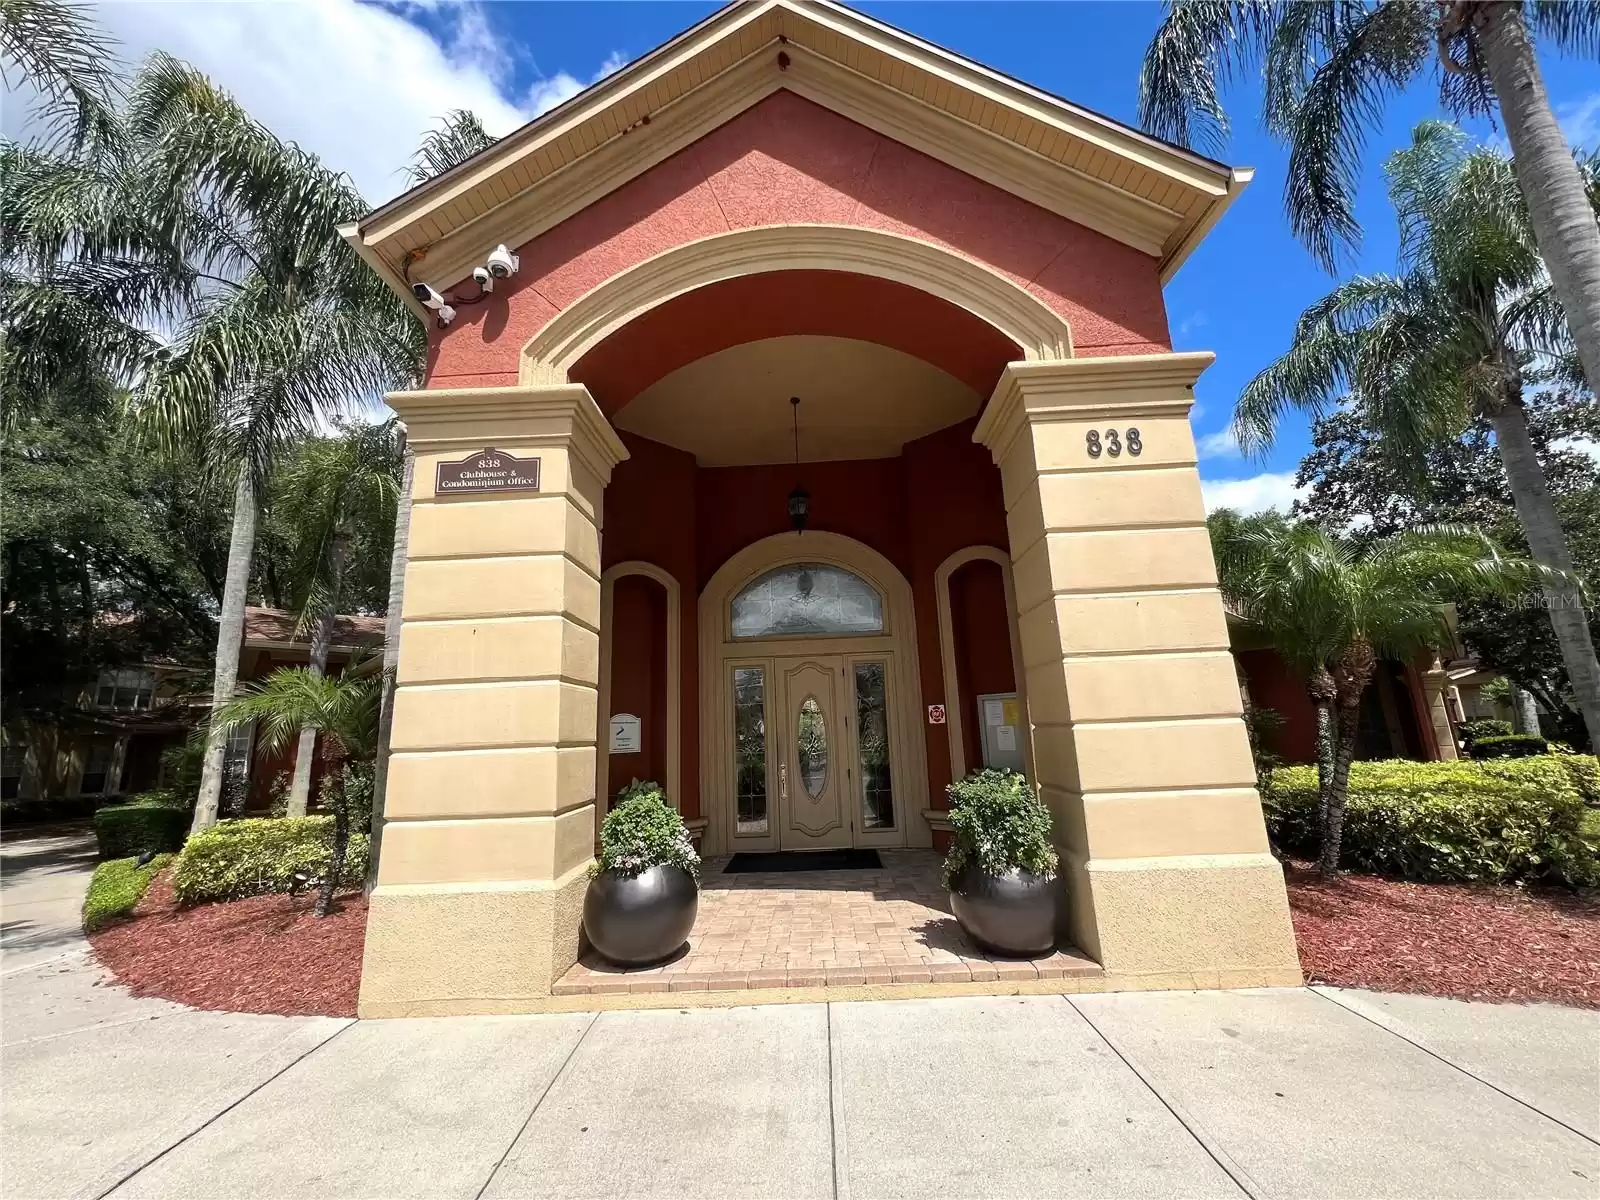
[
  {"left": 358, "top": 384, "right": 627, "bottom": 1017},
  {"left": 1420, "top": 662, "right": 1460, "bottom": 761},
  {"left": 974, "top": 354, "right": 1299, "bottom": 988}
]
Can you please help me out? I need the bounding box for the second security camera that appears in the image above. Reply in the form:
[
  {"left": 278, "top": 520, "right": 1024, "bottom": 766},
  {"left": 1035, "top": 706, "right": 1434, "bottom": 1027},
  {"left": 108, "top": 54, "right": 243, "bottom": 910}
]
[
  {"left": 412, "top": 282, "right": 446, "bottom": 309},
  {"left": 472, "top": 265, "right": 494, "bottom": 292},
  {"left": 486, "top": 244, "right": 519, "bottom": 279}
]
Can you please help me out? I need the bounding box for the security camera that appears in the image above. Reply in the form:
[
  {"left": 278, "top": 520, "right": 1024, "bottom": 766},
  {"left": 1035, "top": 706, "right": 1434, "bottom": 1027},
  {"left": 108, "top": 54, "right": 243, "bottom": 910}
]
[
  {"left": 485, "top": 244, "right": 519, "bottom": 279},
  {"left": 412, "top": 282, "right": 446, "bottom": 310},
  {"left": 472, "top": 265, "right": 494, "bottom": 293},
  {"left": 436, "top": 303, "right": 456, "bottom": 327}
]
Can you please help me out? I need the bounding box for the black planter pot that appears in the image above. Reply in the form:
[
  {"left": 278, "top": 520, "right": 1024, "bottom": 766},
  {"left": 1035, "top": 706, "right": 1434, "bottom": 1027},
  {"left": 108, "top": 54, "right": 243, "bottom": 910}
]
[
  {"left": 948, "top": 862, "right": 1058, "bottom": 957},
  {"left": 583, "top": 864, "right": 699, "bottom": 967}
]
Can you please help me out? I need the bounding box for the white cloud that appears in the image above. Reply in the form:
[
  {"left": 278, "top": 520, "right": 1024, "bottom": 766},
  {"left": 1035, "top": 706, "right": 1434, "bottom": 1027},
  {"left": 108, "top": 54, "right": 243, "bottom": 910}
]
[
  {"left": 1195, "top": 426, "right": 1240, "bottom": 459},
  {"left": 1, "top": 2, "right": 622, "bottom": 207},
  {"left": 1201, "top": 471, "right": 1308, "bottom": 515},
  {"left": 525, "top": 49, "right": 629, "bottom": 117}
]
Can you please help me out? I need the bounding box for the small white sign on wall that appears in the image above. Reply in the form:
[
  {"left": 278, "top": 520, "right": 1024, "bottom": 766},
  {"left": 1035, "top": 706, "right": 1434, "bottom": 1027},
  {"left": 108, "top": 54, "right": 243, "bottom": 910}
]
[{"left": 609, "top": 713, "right": 642, "bottom": 754}]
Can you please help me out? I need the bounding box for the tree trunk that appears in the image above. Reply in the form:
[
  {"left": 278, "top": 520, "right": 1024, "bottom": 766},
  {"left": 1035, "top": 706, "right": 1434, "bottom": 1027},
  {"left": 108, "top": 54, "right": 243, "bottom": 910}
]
[
  {"left": 1308, "top": 665, "right": 1338, "bottom": 836},
  {"left": 315, "top": 740, "right": 348, "bottom": 918},
  {"left": 367, "top": 434, "right": 413, "bottom": 893},
  {"left": 1322, "top": 704, "right": 1361, "bottom": 879},
  {"left": 191, "top": 470, "right": 257, "bottom": 835},
  {"left": 286, "top": 533, "right": 347, "bottom": 818},
  {"left": 1511, "top": 685, "right": 1541, "bottom": 735},
  {"left": 1475, "top": 2, "right": 1600, "bottom": 395},
  {"left": 1323, "top": 641, "right": 1376, "bottom": 879},
  {"left": 1487, "top": 401, "right": 1600, "bottom": 748}
]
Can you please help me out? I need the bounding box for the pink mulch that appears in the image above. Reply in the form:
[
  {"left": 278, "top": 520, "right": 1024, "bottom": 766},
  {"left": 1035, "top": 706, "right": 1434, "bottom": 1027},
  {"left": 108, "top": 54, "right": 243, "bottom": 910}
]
[
  {"left": 89, "top": 871, "right": 366, "bottom": 1017},
  {"left": 1285, "top": 862, "right": 1600, "bottom": 1008}
]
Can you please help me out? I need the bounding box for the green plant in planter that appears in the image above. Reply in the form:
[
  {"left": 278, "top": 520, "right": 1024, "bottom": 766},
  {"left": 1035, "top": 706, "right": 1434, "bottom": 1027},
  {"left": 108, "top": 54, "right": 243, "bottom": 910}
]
[
  {"left": 596, "top": 781, "right": 699, "bottom": 881},
  {"left": 941, "top": 769, "right": 1057, "bottom": 889}
]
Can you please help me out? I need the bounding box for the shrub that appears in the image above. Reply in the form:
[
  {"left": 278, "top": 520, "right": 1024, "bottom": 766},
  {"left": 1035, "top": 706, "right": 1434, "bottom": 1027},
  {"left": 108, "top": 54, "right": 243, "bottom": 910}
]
[
  {"left": 1458, "top": 718, "right": 1512, "bottom": 747},
  {"left": 93, "top": 796, "right": 189, "bottom": 859},
  {"left": 82, "top": 854, "right": 173, "bottom": 931},
  {"left": 1264, "top": 756, "right": 1599, "bottom": 887},
  {"left": 172, "top": 816, "right": 368, "bottom": 905},
  {"left": 941, "top": 769, "right": 1057, "bottom": 889},
  {"left": 1555, "top": 753, "right": 1600, "bottom": 805},
  {"left": 1469, "top": 733, "right": 1549, "bottom": 759},
  {"left": 596, "top": 781, "right": 699, "bottom": 881}
]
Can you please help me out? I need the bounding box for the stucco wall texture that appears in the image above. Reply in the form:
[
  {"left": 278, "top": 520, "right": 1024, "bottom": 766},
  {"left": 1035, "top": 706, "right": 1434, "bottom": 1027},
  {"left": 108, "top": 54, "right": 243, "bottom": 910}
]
[
  {"left": 424, "top": 90, "right": 1173, "bottom": 393},
  {"left": 601, "top": 419, "right": 1012, "bottom": 821}
]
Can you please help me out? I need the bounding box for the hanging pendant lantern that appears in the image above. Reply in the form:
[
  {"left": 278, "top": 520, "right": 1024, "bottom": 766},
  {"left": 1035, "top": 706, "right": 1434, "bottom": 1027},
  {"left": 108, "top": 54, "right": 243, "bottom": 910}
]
[{"left": 787, "top": 395, "right": 810, "bottom": 533}]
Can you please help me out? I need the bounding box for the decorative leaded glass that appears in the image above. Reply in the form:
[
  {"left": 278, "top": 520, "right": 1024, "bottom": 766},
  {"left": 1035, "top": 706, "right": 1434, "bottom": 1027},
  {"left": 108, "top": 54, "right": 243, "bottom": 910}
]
[
  {"left": 797, "top": 696, "right": 828, "bottom": 798},
  {"left": 733, "top": 667, "right": 769, "bottom": 835},
  {"left": 853, "top": 662, "right": 894, "bottom": 829},
  {"left": 731, "top": 564, "right": 883, "bottom": 639}
]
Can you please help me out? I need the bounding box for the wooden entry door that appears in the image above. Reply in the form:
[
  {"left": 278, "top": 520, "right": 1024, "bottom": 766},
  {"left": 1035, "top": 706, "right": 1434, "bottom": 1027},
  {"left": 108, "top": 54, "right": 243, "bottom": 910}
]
[{"left": 775, "top": 656, "right": 854, "bottom": 850}]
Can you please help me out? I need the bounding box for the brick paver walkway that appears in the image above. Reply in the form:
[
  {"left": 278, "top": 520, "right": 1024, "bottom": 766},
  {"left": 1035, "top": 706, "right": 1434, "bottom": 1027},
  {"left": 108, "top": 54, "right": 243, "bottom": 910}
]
[{"left": 555, "top": 849, "right": 1098, "bottom": 996}]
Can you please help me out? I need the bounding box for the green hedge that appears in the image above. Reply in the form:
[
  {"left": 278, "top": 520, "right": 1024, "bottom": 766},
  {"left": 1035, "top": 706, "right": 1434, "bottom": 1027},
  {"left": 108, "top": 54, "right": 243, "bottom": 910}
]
[
  {"left": 1264, "top": 756, "right": 1600, "bottom": 887},
  {"left": 83, "top": 854, "right": 173, "bottom": 931},
  {"left": 172, "top": 816, "right": 368, "bottom": 906},
  {"left": 1469, "top": 733, "right": 1548, "bottom": 759},
  {"left": 93, "top": 794, "right": 189, "bottom": 859}
]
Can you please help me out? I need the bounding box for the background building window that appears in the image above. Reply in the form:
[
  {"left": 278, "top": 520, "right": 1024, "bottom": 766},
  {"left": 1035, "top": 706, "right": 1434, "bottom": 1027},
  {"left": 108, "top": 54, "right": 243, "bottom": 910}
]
[
  {"left": 731, "top": 564, "right": 883, "bottom": 639},
  {"left": 95, "top": 668, "right": 155, "bottom": 711},
  {"left": 80, "top": 740, "right": 116, "bottom": 795}
]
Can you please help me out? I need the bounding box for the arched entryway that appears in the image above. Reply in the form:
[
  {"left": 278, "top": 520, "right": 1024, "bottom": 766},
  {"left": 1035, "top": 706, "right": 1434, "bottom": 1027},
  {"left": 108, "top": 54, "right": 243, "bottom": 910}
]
[{"left": 698, "top": 532, "right": 929, "bottom": 856}]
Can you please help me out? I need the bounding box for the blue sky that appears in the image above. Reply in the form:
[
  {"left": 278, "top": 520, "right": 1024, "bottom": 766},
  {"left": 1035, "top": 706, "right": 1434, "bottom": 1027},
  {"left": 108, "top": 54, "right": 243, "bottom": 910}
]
[{"left": 42, "top": 1, "right": 1598, "bottom": 509}]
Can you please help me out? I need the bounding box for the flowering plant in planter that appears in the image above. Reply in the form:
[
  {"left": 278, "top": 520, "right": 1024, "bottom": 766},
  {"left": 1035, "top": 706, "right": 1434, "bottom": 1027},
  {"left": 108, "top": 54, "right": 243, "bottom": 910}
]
[
  {"left": 596, "top": 779, "right": 700, "bottom": 881},
  {"left": 941, "top": 768, "right": 1059, "bottom": 958},
  {"left": 584, "top": 780, "right": 699, "bottom": 967},
  {"left": 941, "top": 769, "right": 1057, "bottom": 888}
]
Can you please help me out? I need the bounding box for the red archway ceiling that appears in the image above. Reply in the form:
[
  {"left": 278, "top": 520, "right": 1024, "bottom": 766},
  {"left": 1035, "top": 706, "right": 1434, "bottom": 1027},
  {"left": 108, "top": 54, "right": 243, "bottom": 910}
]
[{"left": 569, "top": 269, "right": 1022, "bottom": 417}]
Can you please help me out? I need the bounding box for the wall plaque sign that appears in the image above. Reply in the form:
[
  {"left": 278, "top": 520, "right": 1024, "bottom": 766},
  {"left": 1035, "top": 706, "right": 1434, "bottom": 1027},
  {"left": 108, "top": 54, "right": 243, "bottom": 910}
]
[
  {"left": 435, "top": 448, "right": 541, "bottom": 495},
  {"left": 609, "top": 713, "right": 641, "bottom": 754},
  {"left": 927, "top": 704, "right": 946, "bottom": 725}
]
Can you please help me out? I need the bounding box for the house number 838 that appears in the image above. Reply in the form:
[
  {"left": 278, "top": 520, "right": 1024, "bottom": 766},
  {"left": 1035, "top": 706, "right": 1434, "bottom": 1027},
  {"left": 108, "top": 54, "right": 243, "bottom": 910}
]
[{"left": 1086, "top": 428, "right": 1142, "bottom": 459}]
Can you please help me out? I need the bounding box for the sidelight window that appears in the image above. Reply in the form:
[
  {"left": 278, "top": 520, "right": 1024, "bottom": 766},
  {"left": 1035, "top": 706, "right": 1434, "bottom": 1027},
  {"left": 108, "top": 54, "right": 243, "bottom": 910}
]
[{"left": 733, "top": 666, "right": 769, "bottom": 835}]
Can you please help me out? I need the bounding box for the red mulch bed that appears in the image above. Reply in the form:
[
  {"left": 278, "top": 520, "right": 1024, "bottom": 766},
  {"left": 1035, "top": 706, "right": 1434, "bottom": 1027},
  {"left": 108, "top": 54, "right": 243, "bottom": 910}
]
[
  {"left": 1285, "top": 862, "right": 1600, "bottom": 1008},
  {"left": 89, "top": 871, "right": 366, "bottom": 1017}
]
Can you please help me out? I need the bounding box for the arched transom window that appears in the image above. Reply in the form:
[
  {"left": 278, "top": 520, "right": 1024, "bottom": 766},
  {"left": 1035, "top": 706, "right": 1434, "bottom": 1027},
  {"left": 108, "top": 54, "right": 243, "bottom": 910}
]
[{"left": 730, "top": 563, "right": 884, "bottom": 639}]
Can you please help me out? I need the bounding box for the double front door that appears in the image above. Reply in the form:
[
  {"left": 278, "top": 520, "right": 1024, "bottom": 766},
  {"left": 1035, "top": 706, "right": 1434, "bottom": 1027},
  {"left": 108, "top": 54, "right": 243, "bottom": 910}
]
[{"left": 732, "top": 654, "right": 898, "bottom": 850}]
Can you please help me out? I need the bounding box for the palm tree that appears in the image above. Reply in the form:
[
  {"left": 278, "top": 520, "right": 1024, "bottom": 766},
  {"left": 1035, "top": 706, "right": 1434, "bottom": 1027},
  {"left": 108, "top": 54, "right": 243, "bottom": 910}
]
[
  {"left": 1235, "top": 123, "right": 1600, "bottom": 748},
  {"left": 272, "top": 420, "right": 399, "bottom": 816},
  {"left": 115, "top": 54, "right": 420, "bottom": 834},
  {"left": 1139, "top": 2, "right": 1600, "bottom": 398},
  {"left": 1213, "top": 511, "right": 1553, "bottom": 876},
  {"left": 213, "top": 664, "right": 379, "bottom": 915}
]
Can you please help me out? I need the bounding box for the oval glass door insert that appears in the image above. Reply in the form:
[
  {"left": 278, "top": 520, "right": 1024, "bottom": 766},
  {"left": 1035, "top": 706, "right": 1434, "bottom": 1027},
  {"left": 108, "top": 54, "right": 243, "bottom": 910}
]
[{"left": 797, "top": 695, "right": 828, "bottom": 798}]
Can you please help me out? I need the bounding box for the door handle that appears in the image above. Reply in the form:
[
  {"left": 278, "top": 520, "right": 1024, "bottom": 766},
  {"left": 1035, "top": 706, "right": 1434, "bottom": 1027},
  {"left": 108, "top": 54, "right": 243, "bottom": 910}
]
[{"left": 779, "top": 758, "right": 788, "bottom": 802}]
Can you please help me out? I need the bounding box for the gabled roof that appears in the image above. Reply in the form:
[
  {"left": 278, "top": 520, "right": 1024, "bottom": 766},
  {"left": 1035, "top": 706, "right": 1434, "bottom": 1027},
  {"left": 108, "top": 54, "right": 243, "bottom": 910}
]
[{"left": 344, "top": 0, "right": 1250, "bottom": 320}]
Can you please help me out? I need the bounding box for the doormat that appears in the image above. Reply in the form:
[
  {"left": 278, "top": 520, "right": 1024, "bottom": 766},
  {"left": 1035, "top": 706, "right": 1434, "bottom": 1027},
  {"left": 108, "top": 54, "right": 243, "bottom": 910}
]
[{"left": 723, "top": 849, "right": 884, "bottom": 874}]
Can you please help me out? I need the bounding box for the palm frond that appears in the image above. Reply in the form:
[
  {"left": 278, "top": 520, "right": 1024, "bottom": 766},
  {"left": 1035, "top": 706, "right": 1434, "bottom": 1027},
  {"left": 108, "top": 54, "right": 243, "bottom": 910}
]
[
  {"left": 0, "top": 0, "right": 121, "bottom": 151},
  {"left": 1138, "top": 1, "right": 1282, "bottom": 155},
  {"left": 1276, "top": 2, "right": 1432, "bottom": 269},
  {"left": 404, "top": 109, "right": 496, "bottom": 185}
]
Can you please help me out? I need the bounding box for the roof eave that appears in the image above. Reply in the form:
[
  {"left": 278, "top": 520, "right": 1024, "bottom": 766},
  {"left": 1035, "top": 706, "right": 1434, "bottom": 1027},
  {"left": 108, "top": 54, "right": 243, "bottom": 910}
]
[{"left": 1158, "top": 166, "right": 1253, "bottom": 284}]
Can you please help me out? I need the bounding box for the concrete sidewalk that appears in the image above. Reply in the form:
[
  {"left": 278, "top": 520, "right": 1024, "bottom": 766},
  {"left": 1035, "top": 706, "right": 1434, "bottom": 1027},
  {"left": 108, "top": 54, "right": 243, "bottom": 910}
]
[{"left": 2, "top": 832, "right": 1596, "bottom": 1199}]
